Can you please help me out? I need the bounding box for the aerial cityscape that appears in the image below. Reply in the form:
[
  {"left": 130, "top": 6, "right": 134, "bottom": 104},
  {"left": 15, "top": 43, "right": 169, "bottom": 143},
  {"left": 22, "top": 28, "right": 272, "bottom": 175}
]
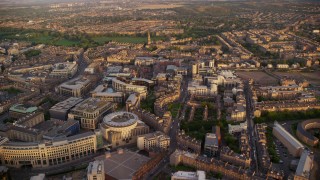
[{"left": 0, "top": 0, "right": 319, "bottom": 179}]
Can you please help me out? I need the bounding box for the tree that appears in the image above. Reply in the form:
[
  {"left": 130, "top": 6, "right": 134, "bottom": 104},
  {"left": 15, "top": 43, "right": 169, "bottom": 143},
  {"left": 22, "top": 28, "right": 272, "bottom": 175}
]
[{"left": 0, "top": 65, "right": 5, "bottom": 73}]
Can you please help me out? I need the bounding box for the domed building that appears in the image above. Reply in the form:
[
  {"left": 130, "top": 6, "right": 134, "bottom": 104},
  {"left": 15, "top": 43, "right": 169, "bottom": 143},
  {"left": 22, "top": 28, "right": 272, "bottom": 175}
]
[{"left": 100, "top": 111, "right": 149, "bottom": 147}]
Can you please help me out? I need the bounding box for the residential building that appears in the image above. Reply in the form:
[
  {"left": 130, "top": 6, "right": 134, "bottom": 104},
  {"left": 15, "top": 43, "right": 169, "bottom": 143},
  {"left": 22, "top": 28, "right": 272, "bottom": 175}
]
[
  {"left": 228, "top": 121, "right": 247, "bottom": 134},
  {"left": 204, "top": 133, "right": 219, "bottom": 157},
  {"left": 220, "top": 146, "right": 251, "bottom": 168},
  {"left": 137, "top": 131, "right": 170, "bottom": 151},
  {"left": 296, "top": 119, "right": 320, "bottom": 147},
  {"left": 171, "top": 171, "right": 206, "bottom": 180},
  {"left": 87, "top": 160, "right": 105, "bottom": 180},
  {"left": 126, "top": 93, "right": 140, "bottom": 111}
]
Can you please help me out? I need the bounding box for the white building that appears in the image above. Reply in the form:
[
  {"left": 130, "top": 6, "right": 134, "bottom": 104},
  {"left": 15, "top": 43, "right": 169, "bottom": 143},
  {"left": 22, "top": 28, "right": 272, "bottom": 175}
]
[
  {"left": 277, "top": 64, "right": 289, "bottom": 69},
  {"left": 228, "top": 121, "right": 247, "bottom": 134},
  {"left": 187, "top": 81, "right": 217, "bottom": 96},
  {"left": 50, "top": 62, "right": 78, "bottom": 78},
  {"left": 56, "top": 77, "right": 91, "bottom": 97},
  {"left": 171, "top": 171, "right": 206, "bottom": 180},
  {"left": 137, "top": 131, "right": 170, "bottom": 151},
  {"left": 91, "top": 84, "right": 124, "bottom": 103},
  {"left": 87, "top": 160, "right": 105, "bottom": 180}
]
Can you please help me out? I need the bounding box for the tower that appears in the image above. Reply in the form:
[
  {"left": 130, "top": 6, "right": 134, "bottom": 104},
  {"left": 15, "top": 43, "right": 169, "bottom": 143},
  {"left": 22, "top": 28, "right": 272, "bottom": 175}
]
[{"left": 147, "top": 31, "right": 151, "bottom": 45}]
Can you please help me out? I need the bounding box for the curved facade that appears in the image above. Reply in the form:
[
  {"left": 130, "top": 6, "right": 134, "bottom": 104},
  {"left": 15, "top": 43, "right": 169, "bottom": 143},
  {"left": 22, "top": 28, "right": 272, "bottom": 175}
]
[
  {"left": 101, "top": 111, "right": 149, "bottom": 147},
  {"left": 102, "top": 112, "right": 139, "bottom": 139},
  {"left": 296, "top": 119, "right": 320, "bottom": 147},
  {"left": 112, "top": 78, "right": 147, "bottom": 99},
  {"left": 0, "top": 131, "right": 97, "bottom": 168}
]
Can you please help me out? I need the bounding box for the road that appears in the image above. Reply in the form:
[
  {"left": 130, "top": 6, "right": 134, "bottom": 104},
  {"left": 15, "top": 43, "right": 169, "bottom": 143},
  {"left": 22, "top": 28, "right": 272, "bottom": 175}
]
[
  {"left": 146, "top": 77, "right": 189, "bottom": 179},
  {"left": 244, "top": 80, "right": 259, "bottom": 173}
]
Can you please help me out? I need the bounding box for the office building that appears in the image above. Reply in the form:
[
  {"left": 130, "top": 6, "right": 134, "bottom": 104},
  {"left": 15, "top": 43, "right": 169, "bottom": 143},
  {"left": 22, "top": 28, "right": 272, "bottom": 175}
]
[
  {"left": 49, "top": 97, "right": 83, "bottom": 121},
  {"left": 9, "top": 104, "right": 38, "bottom": 119},
  {"left": 100, "top": 111, "right": 149, "bottom": 147},
  {"left": 50, "top": 62, "right": 78, "bottom": 78},
  {"left": 68, "top": 98, "right": 114, "bottom": 129},
  {"left": 94, "top": 149, "right": 150, "bottom": 180},
  {"left": 273, "top": 121, "right": 304, "bottom": 157},
  {"left": 91, "top": 84, "right": 124, "bottom": 103},
  {"left": 112, "top": 78, "right": 148, "bottom": 99},
  {"left": 56, "top": 76, "right": 92, "bottom": 97},
  {"left": 0, "top": 131, "right": 98, "bottom": 168}
]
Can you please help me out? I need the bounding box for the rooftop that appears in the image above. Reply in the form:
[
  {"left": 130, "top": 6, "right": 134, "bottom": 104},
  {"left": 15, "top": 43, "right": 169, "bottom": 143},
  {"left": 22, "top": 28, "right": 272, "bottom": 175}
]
[
  {"left": 204, "top": 133, "right": 218, "bottom": 147},
  {"left": 9, "top": 104, "right": 37, "bottom": 114},
  {"left": 103, "top": 111, "right": 138, "bottom": 127},
  {"left": 172, "top": 171, "right": 206, "bottom": 180},
  {"left": 50, "top": 97, "right": 83, "bottom": 112},
  {"left": 295, "top": 150, "right": 314, "bottom": 179},
  {"left": 273, "top": 121, "right": 304, "bottom": 150},
  {"left": 59, "top": 77, "right": 90, "bottom": 90},
  {"left": 95, "top": 149, "right": 150, "bottom": 180},
  {"left": 72, "top": 98, "right": 112, "bottom": 113}
]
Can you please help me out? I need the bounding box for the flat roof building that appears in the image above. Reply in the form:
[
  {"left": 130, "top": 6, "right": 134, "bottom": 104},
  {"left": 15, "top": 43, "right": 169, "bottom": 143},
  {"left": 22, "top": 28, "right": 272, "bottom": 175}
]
[
  {"left": 204, "top": 133, "right": 218, "bottom": 157},
  {"left": 50, "top": 62, "right": 78, "bottom": 78},
  {"left": 137, "top": 131, "right": 170, "bottom": 151},
  {"left": 49, "top": 97, "right": 83, "bottom": 121},
  {"left": 294, "top": 150, "right": 314, "bottom": 180},
  {"left": 228, "top": 121, "right": 247, "bottom": 134},
  {"left": 94, "top": 149, "right": 150, "bottom": 180},
  {"left": 56, "top": 76, "right": 92, "bottom": 97},
  {"left": 9, "top": 104, "right": 38, "bottom": 119},
  {"left": 273, "top": 121, "right": 304, "bottom": 157},
  {"left": 112, "top": 78, "right": 148, "bottom": 99},
  {"left": 171, "top": 171, "right": 206, "bottom": 180},
  {"left": 68, "top": 98, "right": 114, "bottom": 129},
  {"left": 91, "top": 84, "right": 124, "bottom": 103}
]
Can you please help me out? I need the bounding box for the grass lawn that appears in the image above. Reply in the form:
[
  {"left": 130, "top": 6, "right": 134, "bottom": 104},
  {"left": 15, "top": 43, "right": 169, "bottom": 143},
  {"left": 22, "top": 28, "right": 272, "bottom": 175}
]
[
  {"left": 92, "top": 36, "right": 166, "bottom": 45},
  {"left": 1, "top": 87, "right": 23, "bottom": 94},
  {"left": 92, "top": 36, "right": 147, "bottom": 44},
  {"left": 170, "top": 164, "right": 196, "bottom": 172},
  {"left": 55, "top": 39, "right": 80, "bottom": 46}
]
